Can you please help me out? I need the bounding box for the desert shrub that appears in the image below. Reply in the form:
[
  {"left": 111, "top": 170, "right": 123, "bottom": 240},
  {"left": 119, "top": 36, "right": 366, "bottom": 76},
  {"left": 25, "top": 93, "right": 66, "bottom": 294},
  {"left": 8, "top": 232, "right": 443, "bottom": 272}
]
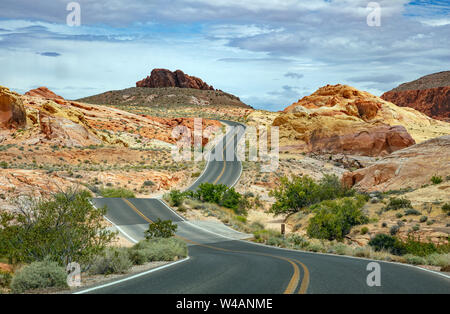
[
  {"left": 390, "top": 225, "right": 400, "bottom": 235},
  {"left": 0, "top": 161, "right": 7, "bottom": 169},
  {"left": 219, "top": 187, "right": 242, "bottom": 211},
  {"left": 425, "top": 253, "right": 450, "bottom": 267},
  {"left": 442, "top": 203, "right": 450, "bottom": 215},
  {"left": 196, "top": 183, "right": 228, "bottom": 204},
  {"left": 384, "top": 197, "right": 412, "bottom": 211},
  {"left": 11, "top": 260, "right": 68, "bottom": 293},
  {"left": 235, "top": 216, "right": 247, "bottom": 223},
  {"left": 419, "top": 216, "right": 428, "bottom": 223},
  {"left": 327, "top": 243, "right": 352, "bottom": 255},
  {"left": 270, "top": 174, "right": 354, "bottom": 215},
  {"left": 403, "top": 254, "right": 426, "bottom": 265},
  {"left": 143, "top": 180, "right": 154, "bottom": 187},
  {"left": 361, "top": 227, "right": 369, "bottom": 235},
  {"left": 404, "top": 208, "right": 421, "bottom": 216},
  {"left": 144, "top": 219, "right": 178, "bottom": 239},
  {"left": 89, "top": 248, "right": 132, "bottom": 275},
  {"left": 0, "top": 271, "right": 12, "bottom": 288},
  {"left": 287, "top": 234, "right": 310, "bottom": 248},
  {"left": 253, "top": 229, "right": 282, "bottom": 244},
  {"left": 430, "top": 175, "right": 443, "bottom": 185},
  {"left": 402, "top": 238, "right": 439, "bottom": 257},
  {"left": 129, "top": 238, "right": 187, "bottom": 263},
  {"left": 368, "top": 234, "right": 405, "bottom": 255},
  {"left": 168, "top": 190, "right": 185, "bottom": 206},
  {"left": 307, "top": 196, "right": 368, "bottom": 241},
  {"left": 0, "top": 189, "right": 115, "bottom": 266},
  {"left": 100, "top": 187, "right": 135, "bottom": 198},
  {"left": 307, "top": 242, "right": 326, "bottom": 253},
  {"left": 250, "top": 221, "right": 265, "bottom": 231}
]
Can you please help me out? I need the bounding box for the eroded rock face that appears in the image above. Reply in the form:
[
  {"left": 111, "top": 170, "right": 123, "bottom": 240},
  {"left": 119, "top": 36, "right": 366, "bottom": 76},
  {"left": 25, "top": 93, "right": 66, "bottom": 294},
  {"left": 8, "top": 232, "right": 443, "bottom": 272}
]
[
  {"left": 382, "top": 87, "right": 450, "bottom": 122},
  {"left": 0, "top": 86, "right": 27, "bottom": 129},
  {"left": 136, "top": 68, "right": 214, "bottom": 90},
  {"left": 381, "top": 71, "right": 450, "bottom": 122},
  {"left": 25, "top": 87, "right": 64, "bottom": 101},
  {"left": 272, "top": 84, "right": 450, "bottom": 155},
  {"left": 342, "top": 135, "right": 450, "bottom": 192}
]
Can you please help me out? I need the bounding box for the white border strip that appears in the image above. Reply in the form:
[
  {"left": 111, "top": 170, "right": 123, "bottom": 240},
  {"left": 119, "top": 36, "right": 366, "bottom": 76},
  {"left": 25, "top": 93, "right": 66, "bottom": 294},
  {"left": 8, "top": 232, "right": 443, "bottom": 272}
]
[{"left": 74, "top": 257, "right": 190, "bottom": 294}]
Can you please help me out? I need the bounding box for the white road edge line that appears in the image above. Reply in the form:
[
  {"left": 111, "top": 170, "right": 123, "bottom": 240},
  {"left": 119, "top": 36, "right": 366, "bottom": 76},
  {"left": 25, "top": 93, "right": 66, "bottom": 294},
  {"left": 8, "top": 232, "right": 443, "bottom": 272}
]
[{"left": 73, "top": 257, "right": 191, "bottom": 294}]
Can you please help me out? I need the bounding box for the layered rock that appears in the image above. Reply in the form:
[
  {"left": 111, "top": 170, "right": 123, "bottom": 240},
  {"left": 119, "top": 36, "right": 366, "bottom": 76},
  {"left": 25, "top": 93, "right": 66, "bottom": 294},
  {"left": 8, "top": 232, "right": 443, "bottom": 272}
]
[
  {"left": 342, "top": 135, "right": 450, "bottom": 192},
  {"left": 381, "top": 71, "right": 450, "bottom": 122},
  {"left": 136, "top": 68, "right": 214, "bottom": 90},
  {"left": 0, "top": 86, "right": 27, "bottom": 129},
  {"left": 274, "top": 84, "right": 450, "bottom": 156},
  {"left": 25, "top": 86, "right": 64, "bottom": 101}
]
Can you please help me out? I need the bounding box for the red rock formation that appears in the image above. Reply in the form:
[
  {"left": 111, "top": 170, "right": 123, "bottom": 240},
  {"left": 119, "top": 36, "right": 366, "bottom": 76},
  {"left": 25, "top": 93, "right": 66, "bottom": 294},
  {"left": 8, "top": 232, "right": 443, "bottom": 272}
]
[
  {"left": 136, "top": 69, "right": 214, "bottom": 90},
  {"left": 342, "top": 135, "right": 450, "bottom": 192},
  {"left": 0, "top": 86, "right": 27, "bottom": 129},
  {"left": 381, "top": 86, "right": 450, "bottom": 122},
  {"left": 25, "top": 86, "right": 64, "bottom": 100}
]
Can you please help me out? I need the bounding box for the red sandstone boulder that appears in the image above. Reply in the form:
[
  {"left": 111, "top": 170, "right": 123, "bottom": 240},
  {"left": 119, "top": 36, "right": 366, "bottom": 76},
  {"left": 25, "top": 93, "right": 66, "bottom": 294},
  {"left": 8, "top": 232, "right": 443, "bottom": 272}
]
[
  {"left": 136, "top": 68, "right": 214, "bottom": 90},
  {"left": 0, "top": 86, "right": 27, "bottom": 129}
]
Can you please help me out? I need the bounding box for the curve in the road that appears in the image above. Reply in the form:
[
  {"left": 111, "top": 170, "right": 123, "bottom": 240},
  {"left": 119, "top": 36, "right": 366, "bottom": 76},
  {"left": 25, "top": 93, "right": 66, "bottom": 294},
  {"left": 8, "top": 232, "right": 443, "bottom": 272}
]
[{"left": 81, "top": 120, "right": 450, "bottom": 294}]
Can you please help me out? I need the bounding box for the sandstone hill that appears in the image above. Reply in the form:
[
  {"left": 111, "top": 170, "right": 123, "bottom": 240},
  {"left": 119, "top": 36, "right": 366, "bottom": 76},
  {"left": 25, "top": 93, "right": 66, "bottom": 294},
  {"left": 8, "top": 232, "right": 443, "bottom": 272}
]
[
  {"left": 381, "top": 71, "right": 450, "bottom": 122},
  {"left": 136, "top": 68, "right": 214, "bottom": 90},
  {"left": 78, "top": 86, "right": 253, "bottom": 122},
  {"left": 247, "top": 84, "right": 450, "bottom": 156}
]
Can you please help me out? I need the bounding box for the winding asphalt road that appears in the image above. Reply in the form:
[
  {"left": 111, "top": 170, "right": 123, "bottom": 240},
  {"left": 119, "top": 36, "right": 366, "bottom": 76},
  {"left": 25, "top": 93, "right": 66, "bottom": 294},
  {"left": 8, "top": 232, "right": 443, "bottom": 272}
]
[{"left": 83, "top": 121, "right": 450, "bottom": 294}]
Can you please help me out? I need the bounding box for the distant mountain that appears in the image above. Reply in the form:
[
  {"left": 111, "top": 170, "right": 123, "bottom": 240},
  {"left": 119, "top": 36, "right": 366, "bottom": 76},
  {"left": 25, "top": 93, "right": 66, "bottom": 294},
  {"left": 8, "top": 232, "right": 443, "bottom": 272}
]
[{"left": 381, "top": 71, "right": 450, "bottom": 122}]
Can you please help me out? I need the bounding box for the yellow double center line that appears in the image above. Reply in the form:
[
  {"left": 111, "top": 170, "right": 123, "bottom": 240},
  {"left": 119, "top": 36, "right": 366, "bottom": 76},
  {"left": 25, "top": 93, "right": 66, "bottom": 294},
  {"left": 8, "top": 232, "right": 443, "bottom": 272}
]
[{"left": 121, "top": 198, "right": 310, "bottom": 294}]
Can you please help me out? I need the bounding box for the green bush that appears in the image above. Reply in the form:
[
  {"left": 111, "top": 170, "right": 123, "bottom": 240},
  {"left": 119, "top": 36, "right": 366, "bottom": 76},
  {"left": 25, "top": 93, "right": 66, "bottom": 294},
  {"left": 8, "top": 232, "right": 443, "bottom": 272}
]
[
  {"left": 270, "top": 174, "right": 354, "bottom": 215},
  {"left": 307, "top": 196, "right": 368, "bottom": 241},
  {"left": 403, "top": 254, "right": 426, "bottom": 265},
  {"left": 419, "top": 216, "right": 428, "bottom": 223},
  {"left": 390, "top": 225, "right": 400, "bottom": 235},
  {"left": 384, "top": 197, "right": 412, "bottom": 211},
  {"left": 431, "top": 175, "right": 443, "bottom": 185},
  {"left": 89, "top": 248, "right": 132, "bottom": 275},
  {"left": 0, "top": 189, "right": 115, "bottom": 266},
  {"left": 404, "top": 208, "right": 421, "bottom": 216},
  {"left": 0, "top": 271, "right": 12, "bottom": 288},
  {"left": 168, "top": 190, "right": 185, "bottom": 206},
  {"left": 196, "top": 183, "right": 228, "bottom": 204},
  {"left": 129, "top": 238, "right": 187, "bottom": 264},
  {"left": 11, "top": 261, "right": 68, "bottom": 293},
  {"left": 442, "top": 203, "right": 450, "bottom": 214},
  {"left": 361, "top": 227, "right": 369, "bottom": 235},
  {"left": 100, "top": 187, "right": 135, "bottom": 198},
  {"left": 368, "top": 234, "right": 405, "bottom": 255},
  {"left": 144, "top": 219, "right": 178, "bottom": 239}
]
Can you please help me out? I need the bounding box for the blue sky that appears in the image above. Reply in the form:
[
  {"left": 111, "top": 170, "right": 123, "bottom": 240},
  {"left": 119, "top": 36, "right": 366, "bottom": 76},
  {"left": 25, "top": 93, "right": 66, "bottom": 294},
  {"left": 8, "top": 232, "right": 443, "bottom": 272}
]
[{"left": 0, "top": 0, "right": 448, "bottom": 111}]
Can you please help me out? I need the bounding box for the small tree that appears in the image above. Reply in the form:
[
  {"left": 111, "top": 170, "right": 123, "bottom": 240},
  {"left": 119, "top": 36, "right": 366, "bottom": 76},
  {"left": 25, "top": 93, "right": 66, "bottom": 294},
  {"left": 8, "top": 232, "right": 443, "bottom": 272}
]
[
  {"left": 145, "top": 219, "right": 178, "bottom": 239},
  {"left": 168, "top": 190, "right": 185, "bottom": 206},
  {"left": 0, "top": 189, "right": 116, "bottom": 267}
]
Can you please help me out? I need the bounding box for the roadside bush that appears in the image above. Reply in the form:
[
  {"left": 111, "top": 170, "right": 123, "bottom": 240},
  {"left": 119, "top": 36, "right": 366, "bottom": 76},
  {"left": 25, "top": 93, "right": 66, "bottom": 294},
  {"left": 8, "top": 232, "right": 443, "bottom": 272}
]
[
  {"left": 368, "top": 234, "right": 405, "bottom": 256},
  {"left": 307, "top": 196, "right": 368, "bottom": 241},
  {"left": 11, "top": 260, "right": 68, "bottom": 293},
  {"left": 100, "top": 187, "right": 135, "bottom": 198},
  {"left": 196, "top": 183, "right": 228, "bottom": 204},
  {"left": 168, "top": 190, "right": 185, "bottom": 206},
  {"left": 129, "top": 238, "right": 187, "bottom": 263},
  {"left": 384, "top": 197, "right": 412, "bottom": 211},
  {"left": 403, "top": 254, "right": 426, "bottom": 265},
  {"left": 89, "top": 248, "right": 132, "bottom": 275},
  {"left": 0, "top": 271, "right": 12, "bottom": 288},
  {"left": 0, "top": 189, "right": 115, "bottom": 267},
  {"left": 425, "top": 253, "right": 450, "bottom": 268},
  {"left": 144, "top": 219, "right": 178, "bottom": 239},
  {"left": 270, "top": 174, "right": 354, "bottom": 216}
]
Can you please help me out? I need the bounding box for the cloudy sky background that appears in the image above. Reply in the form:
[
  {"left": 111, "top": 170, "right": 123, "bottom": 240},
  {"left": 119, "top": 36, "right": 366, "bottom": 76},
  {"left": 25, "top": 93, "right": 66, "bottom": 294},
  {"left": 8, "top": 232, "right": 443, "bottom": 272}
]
[{"left": 0, "top": 0, "right": 448, "bottom": 111}]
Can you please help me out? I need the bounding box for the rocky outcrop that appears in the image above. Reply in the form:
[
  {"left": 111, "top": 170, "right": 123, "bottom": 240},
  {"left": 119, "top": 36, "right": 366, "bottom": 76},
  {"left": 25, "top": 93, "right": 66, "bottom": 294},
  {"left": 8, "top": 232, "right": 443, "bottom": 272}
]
[
  {"left": 136, "top": 68, "right": 214, "bottom": 90},
  {"left": 275, "top": 84, "right": 450, "bottom": 153},
  {"left": 381, "top": 71, "right": 450, "bottom": 122},
  {"left": 273, "top": 112, "right": 415, "bottom": 156},
  {"left": 25, "top": 87, "right": 64, "bottom": 101},
  {"left": 342, "top": 135, "right": 450, "bottom": 192},
  {"left": 0, "top": 86, "right": 27, "bottom": 129}
]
